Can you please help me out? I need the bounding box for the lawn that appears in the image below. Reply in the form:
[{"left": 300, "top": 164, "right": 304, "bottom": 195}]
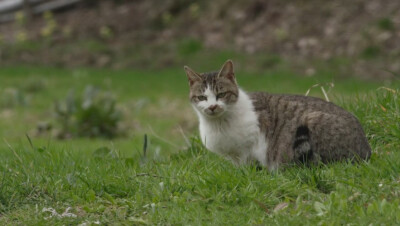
[{"left": 0, "top": 64, "right": 399, "bottom": 225}]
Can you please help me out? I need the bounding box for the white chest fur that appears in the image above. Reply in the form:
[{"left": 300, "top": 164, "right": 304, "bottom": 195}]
[{"left": 195, "top": 89, "right": 268, "bottom": 166}]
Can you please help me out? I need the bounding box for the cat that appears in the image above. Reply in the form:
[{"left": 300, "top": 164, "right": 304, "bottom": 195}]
[{"left": 184, "top": 60, "right": 371, "bottom": 171}]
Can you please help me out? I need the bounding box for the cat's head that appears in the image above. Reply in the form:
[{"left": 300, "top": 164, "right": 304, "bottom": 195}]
[{"left": 184, "top": 60, "right": 239, "bottom": 118}]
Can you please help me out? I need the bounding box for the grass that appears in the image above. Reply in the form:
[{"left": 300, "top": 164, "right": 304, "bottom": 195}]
[{"left": 0, "top": 64, "right": 399, "bottom": 225}]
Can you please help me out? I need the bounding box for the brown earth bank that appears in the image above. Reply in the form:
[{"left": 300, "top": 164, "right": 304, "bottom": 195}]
[{"left": 0, "top": 0, "right": 399, "bottom": 80}]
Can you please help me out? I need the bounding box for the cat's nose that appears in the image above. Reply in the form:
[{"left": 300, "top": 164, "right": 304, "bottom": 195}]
[{"left": 208, "top": 105, "right": 218, "bottom": 111}]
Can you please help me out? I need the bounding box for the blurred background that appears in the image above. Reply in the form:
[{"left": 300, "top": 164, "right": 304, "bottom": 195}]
[{"left": 0, "top": 0, "right": 399, "bottom": 79}]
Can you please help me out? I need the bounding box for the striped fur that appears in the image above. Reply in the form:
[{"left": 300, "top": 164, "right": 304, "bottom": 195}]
[{"left": 184, "top": 60, "right": 371, "bottom": 170}]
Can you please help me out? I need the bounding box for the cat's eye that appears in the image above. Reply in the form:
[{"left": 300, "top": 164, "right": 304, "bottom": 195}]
[
  {"left": 216, "top": 92, "right": 227, "bottom": 99},
  {"left": 197, "top": 96, "right": 207, "bottom": 101}
]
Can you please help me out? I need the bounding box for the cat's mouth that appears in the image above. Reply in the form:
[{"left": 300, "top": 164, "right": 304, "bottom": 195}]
[{"left": 204, "top": 108, "right": 224, "bottom": 117}]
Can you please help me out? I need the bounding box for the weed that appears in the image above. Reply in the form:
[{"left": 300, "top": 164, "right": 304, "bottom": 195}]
[
  {"left": 178, "top": 39, "right": 203, "bottom": 56},
  {"left": 99, "top": 26, "right": 113, "bottom": 40},
  {"left": 40, "top": 11, "right": 57, "bottom": 40},
  {"left": 54, "top": 85, "right": 123, "bottom": 138},
  {"left": 0, "top": 88, "right": 29, "bottom": 108},
  {"left": 22, "top": 78, "right": 47, "bottom": 93},
  {"left": 362, "top": 46, "right": 381, "bottom": 59},
  {"left": 377, "top": 18, "right": 394, "bottom": 31}
]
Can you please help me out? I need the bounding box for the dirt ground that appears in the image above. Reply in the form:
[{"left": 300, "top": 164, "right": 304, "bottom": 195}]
[{"left": 0, "top": 0, "right": 399, "bottom": 79}]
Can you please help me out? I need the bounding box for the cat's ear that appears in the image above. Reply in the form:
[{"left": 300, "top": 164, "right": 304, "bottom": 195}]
[
  {"left": 217, "top": 59, "right": 236, "bottom": 83},
  {"left": 184, "top": 66, "right": 202, "bottom": 87}
]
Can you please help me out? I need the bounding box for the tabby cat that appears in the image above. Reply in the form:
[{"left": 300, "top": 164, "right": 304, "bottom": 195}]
[{"left": 184, "top": 60, "right": 371, "bottom": 171}]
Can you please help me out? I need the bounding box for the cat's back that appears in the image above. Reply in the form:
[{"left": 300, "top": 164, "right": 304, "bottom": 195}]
[
  {"left": 250, "top": 91, "right": 349, "bottom": 116},
  {"left": 249, "top": 91, "right": 371, "bottom": 164},
  {"left": 249, "top": 91, "right": 361, "bottom": 132}
]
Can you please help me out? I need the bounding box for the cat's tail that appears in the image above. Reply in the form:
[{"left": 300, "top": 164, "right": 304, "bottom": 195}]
[{"left": 293, "top": 125, "right": 314, "bottom": 164}]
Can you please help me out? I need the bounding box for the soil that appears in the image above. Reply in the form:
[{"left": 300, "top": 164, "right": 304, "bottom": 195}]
[{"left": 0, "top": 0, "right": 399, "bottom": 80}]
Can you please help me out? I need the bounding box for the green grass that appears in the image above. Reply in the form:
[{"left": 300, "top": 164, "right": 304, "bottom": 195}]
[{"left": 0, "top": 65, "right": 399, "bottom": 225}]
